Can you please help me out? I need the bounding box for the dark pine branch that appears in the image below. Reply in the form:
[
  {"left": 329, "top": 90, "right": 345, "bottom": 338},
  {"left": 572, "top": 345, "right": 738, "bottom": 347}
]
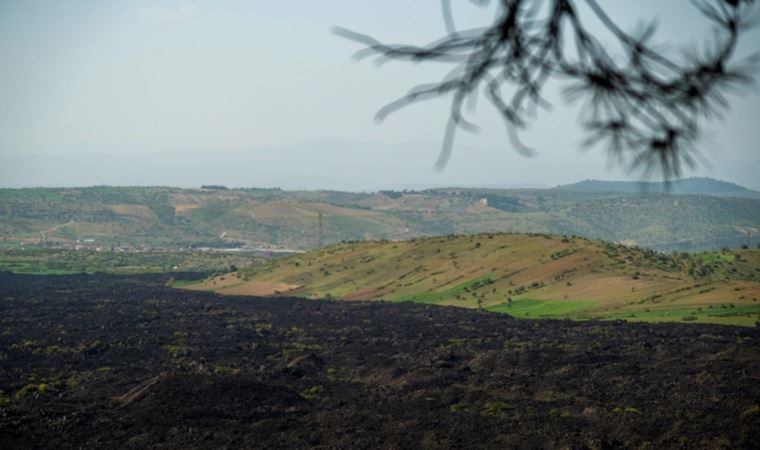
[{"left": 336, "top": 0, "right": 758, "bottom": 180}]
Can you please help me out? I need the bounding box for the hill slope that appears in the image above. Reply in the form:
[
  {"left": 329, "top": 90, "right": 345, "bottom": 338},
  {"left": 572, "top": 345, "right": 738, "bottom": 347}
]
[
  {"left": 559, "top": 177, "right": 758, "bottom": 197},
  {"left": 188, "top": 233, "right": 760, "bottom": 326},
  {"left": 2, "top": 183, "right": 759, "bottom": 252}
]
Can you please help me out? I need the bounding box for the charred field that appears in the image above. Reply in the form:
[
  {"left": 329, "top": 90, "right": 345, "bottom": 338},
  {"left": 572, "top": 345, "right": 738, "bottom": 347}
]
[{"left": 1, "top": 272, "right": 759, "bottom": 449}]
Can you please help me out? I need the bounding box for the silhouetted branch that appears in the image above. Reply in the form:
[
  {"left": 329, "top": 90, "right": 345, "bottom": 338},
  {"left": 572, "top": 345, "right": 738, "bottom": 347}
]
[{"left": 337, "top": 0, "right": 758, "bottom": 180}]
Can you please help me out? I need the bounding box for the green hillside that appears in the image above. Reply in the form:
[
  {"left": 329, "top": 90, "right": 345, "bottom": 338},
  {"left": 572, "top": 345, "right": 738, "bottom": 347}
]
[
  {"left": 187, "top": 233, "right": 760, "bottom": 327},
  {"left": 1, "top": 181, "right": 758, "bottom": 252}
]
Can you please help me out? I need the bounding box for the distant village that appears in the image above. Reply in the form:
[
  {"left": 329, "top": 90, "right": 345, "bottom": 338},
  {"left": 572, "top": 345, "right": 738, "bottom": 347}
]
[{"left": 15, "top": 238, "right": 303, "bottom": 256}]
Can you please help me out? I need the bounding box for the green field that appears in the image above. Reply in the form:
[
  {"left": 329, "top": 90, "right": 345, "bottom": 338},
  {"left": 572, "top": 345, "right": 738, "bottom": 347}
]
[
  {"left": 487, "top": 299, "right": 596, "bottom": 318},
  {"left": 0, "top": 249, "right": 261, "bottom": 275},
  {"left": 701, "top": 253, "right": 735, "bottom": 264},
  {"left": 485, "top": 298, "right": 760, "bottom": 326},
  {"left": 601, "top": 304, "right": 760, "bottom": 327},
  {"left": 402, "top": 275, "right": 496, "bottom": 304}
]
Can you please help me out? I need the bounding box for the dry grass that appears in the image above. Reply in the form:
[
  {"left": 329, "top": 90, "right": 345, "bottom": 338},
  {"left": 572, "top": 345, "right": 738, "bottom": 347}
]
[{"left": 185, "top": 233, "right": 760, "bottom": 326}]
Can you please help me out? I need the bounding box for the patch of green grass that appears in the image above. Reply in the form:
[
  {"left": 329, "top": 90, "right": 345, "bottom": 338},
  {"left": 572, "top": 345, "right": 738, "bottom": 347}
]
[
  {"left": 487, "top": 299, "right": 595, "bottom": 318},
  {"left": 549, "top": 408, "right": 573, "bottom": 417},
  {"left": 190, "top": 203, "right": 238, "bottom": 221},
  {"left": 600, "top": 305, "right": 760, "bottom": 327},
  {"left": 163, "top": 344, "right": 193, "bottom": 358},
  {"left": 3, "top": 266, "right": 83, "bottom": 275},
  {"left": 612, "top": 406, "right": 641, "bottom": 414},
  {"left": 481, "top": 401, "right": 513, "bottom": 418},
  {"left": 300, "top": 385, "right": 324, "bottom": 401},
  {"left": 401, "top": 275, "right": 495, "bottom": 304},
  {"left": 14, "top": 383, "right": 47, "bottom": 400},
  {"left": 214, "top": 364, "right": 238, "bottom": 375},
  {"left": 450, "top": 402, "right": 471, "bottom": 413},
  {"left": 741, "top": 405, "right": 760, "bottom": 418},
  {"left": 701, "top": 253, "right": 735, "bottom": 264},
  {"left": 484, "top": 297, "right": 760, "bottom": 327}
]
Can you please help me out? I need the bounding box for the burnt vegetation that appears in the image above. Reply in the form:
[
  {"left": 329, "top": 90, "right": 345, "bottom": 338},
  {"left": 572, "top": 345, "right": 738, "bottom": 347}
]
[{"left": 1, "top": 272, "right": 759, "bottom": 448}]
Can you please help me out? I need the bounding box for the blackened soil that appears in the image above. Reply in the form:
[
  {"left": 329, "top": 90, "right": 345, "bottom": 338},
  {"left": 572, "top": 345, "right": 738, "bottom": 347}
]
[{"left": 1, "top": 272, "right": 759, "bottom": 449}]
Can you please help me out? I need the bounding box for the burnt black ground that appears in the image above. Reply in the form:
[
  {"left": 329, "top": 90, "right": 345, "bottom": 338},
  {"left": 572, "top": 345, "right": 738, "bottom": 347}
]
[{"left": 0, "top": 272, "right": 759, "bottom": 449}]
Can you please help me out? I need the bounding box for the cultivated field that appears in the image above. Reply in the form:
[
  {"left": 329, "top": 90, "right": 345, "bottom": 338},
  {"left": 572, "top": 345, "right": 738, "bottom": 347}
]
[{"left": 189, "top": 233, "right": 760, "bottom": 326}]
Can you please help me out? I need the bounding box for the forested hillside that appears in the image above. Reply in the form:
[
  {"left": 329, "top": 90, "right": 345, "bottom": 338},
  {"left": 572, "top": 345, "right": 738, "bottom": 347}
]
[{"left": 1, "top": 180, "right": 758, "bottom": 252}]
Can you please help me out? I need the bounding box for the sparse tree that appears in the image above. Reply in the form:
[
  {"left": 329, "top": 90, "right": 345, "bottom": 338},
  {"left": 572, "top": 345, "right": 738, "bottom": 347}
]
[{"left": 337, "top": 0, "right": 758, "bottom": 180}]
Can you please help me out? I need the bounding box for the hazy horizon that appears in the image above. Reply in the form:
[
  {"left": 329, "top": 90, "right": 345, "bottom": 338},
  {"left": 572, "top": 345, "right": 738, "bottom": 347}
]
[
  {"left": 2, "top": 1, "right": 759, "bottom": 190},
  {"left": 2, "top": 138, "right": 760, "bottom": 192}
]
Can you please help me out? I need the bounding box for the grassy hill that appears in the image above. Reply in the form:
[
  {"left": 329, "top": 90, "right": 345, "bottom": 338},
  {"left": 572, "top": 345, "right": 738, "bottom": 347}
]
[
  {"left": 1, "top": 180, "right": 759, "bottom": 252},
  {"left": 186, "top": 233, "right": 760, "bottom": 327}
]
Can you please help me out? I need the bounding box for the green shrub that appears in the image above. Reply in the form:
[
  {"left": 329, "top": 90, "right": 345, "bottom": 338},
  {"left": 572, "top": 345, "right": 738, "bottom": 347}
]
[
  {"left": 15, "top": 383, "right": 46, "bottom": 400},
  {"left": 481, "top": 401, "right": 512, "bottom": 418},
  {"left": 450, "top": 402, "right": 469, "bottom": 413},
  {"left": 741, "top": 405, "right": 760, "bottom": 418},
  {"left": 300, "top": 385, "right": 323, "bottom": 401},
  {"left": 549, "top": 408, "right": 572, "bottom": 417},
  {"left": 214, "top": 365, "right": 237, "bottom": 375}
]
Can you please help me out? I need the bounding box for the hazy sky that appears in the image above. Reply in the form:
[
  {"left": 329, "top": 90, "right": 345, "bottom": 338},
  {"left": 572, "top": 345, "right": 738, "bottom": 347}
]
[{"left": 1, "top": 1, "right": 759, "bottom": 189}]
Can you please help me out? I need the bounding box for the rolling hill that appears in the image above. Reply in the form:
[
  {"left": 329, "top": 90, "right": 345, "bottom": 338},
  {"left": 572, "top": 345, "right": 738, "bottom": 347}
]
[
  {"left": 187, "top": 233, "right": 760, "bottom": 326},
  {"left": 1, "top": 179, "right": 759, "bottom": 252},
  {"left": 558, "top": 177, "right": 760, "bottom": 197}
]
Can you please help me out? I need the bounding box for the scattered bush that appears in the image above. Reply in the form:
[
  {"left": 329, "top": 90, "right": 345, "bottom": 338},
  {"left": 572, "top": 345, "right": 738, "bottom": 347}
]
[
  {"left": 740, "top": 405, "right": 759, "bottom": 418},
  {"left": 300, "top": 385, "right": 323, "bottom": 401},
  {"left": 481, "top": 402, "right": 512, "bottom": 418}
]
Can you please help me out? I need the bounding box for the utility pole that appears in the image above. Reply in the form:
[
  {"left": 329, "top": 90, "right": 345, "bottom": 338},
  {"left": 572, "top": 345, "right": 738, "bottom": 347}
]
[{"left": 318, "top": 213, "right": 324, "bottom": 248}]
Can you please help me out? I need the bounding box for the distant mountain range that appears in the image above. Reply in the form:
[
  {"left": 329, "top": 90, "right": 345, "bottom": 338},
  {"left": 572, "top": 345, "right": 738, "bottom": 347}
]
[
  {"left": 558, "top": 177, "right": 759, "bottom": 198},
  {"left": 1, "top": 178, "right": 758, "bottom": 252},
  {"left": 4, "top": 140, "right": 759, "bottom": 192}
]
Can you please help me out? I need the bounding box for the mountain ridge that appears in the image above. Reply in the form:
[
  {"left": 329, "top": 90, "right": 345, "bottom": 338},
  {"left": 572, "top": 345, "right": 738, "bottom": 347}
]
[{"left": 558, "top": 177, "right": 757, "bottom": 197}]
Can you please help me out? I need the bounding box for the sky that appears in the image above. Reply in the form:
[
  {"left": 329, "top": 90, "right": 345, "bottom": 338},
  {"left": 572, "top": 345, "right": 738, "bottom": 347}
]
[{"left": 1, "top": 0, "right": 759, "bottom": 190}]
